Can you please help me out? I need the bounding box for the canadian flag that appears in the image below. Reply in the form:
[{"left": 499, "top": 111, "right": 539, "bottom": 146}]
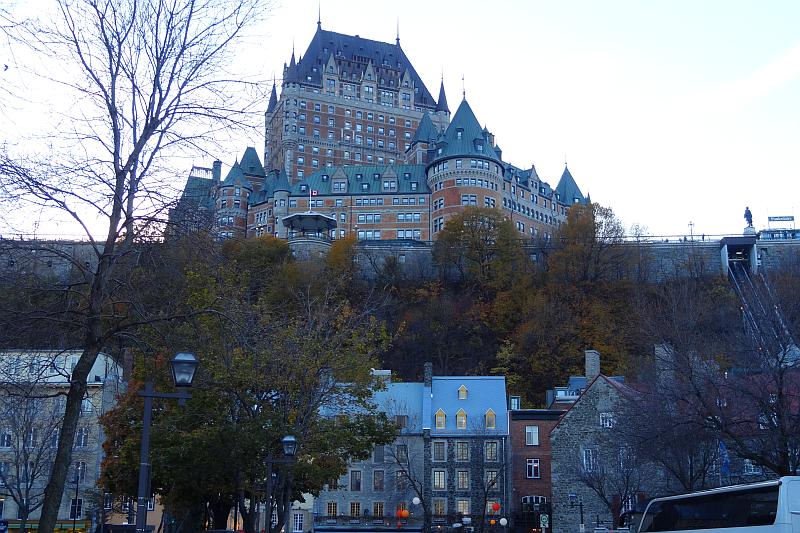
[{"left": 311, "top": 189, "right": 319, "bottom": 196}]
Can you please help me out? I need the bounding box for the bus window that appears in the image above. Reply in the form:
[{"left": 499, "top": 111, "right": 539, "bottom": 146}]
[{"left": 640, "top": 485, "right": 778, "bottom": 531}]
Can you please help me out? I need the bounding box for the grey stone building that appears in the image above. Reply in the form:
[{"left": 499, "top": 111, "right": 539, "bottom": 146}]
[{"left": 549, "top": 352, "right": 657, "bottom": 533}]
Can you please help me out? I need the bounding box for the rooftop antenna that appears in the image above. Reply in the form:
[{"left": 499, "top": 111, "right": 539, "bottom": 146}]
[
  {"left": 317, "top": 2, "right": 321, "bottom": 29},
  {"left": 462, "top": 74, "right": 465, "bottom": 99}
]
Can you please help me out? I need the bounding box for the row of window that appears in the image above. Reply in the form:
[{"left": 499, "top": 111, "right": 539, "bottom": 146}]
[
  {"left": 431, "top": 440, "right": 500, "bottom": 462},
  {"left": 455, "top": 177, "right": 499, "bottom": 191},
  {"left": 0, "top": 427, "right": 92, "bottom": 449},
  {"left": 432, "top": 469, "right": 500, "bottom": 490},
  {"left": 324, "top": 499, "right": 499, "bottom": 518},
  {"left": 290, "top": 101, "right": 414, "bottom": 128}
]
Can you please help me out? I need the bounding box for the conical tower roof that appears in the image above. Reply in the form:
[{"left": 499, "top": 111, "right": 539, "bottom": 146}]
[
  {"left": 555, "top": 165, "right": 586, "bottom": 205},
  {"left": 432, "top": 99, "right": 500, "bottom": 162},
  {"left": 435, "top": 79, "right": 449, "bottom": 113},
  {"left": 240, "top": 147, "right": 266, "bottom": 178},
  {"left": 266, "top": 81, "right": 278, "bottom": 114},
  {"left": 412, "top": 112, "right": 438, "bottom": 144},
  {"left": 273, "top": 168, "right": 291, "bottom": 192}
]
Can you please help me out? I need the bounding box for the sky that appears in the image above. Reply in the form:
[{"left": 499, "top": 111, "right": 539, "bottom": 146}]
[
  {"left": 253, "top": 0, "right": 800, "bottom": 237},
  {"left": 2, "top": 0, "right": 799, "bottom": 238}
]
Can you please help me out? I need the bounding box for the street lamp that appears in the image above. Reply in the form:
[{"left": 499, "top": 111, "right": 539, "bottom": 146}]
[
  {"left": 135, "top": 353, "right": 199, "bottom": 533},
  {"left": 72, "top": 467, "right": 80, "bottom": 533},
  {"left": 569, "top": 493, "right": 584, "bottom": 533},
  {"left": 264, "top": 435, "right": 298, "bottom": 533}
]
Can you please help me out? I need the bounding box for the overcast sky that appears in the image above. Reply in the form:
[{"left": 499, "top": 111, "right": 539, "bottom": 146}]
[
  {"left": 3, "top": 0, "right": 799, "bottom": 238},
  {"left": 256, "top": 0, "right": 800, "bottom": 237}
]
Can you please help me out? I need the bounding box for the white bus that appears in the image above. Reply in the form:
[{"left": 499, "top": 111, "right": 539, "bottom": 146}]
[{"left": 638, "top": 477, "right": 800, "bottom": 533}]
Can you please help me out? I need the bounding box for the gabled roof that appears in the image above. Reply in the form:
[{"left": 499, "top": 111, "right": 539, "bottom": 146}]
[
  {"left": 292, "top": 27, "right": 436, "bottom": 109},
  {"left": 430, "top": 99, "right": 501, "bottom": 164},
  {"left": 435, "top": 79, "right": 449, "bottom": 113},
  {"left": 412, "top": 112, "right": 438, "bottom": 144},
  {"left": 555, "top": 165, "right": 586, "bottom": 206},
  {"left": 551, "top": 375, "right": 635, "bottom": 432},
  {"left": 239, "top": 147, "right": 266, "bottom": 178},
  {"left": 221, "top": 162, "right": 253, "bottom": 190}
]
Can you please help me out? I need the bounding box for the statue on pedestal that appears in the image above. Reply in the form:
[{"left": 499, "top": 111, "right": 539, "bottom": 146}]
[{"left": 744, "top": 207, "right": 753, "bottom": 228}]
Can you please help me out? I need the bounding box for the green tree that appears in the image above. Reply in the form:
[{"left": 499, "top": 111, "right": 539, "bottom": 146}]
[
  {"left": 102, "top": 238, "right": 397, "bottom": 533},
  {"left": 433, "top": 207, "right": 526, "bottom": 294}
]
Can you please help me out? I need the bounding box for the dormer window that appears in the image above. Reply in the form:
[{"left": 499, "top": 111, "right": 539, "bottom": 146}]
[
  {"left": 456, "top": 409, "right": 467, "bottom": 429},
  {"left": 458, "top": 385, "right": 468, "bottom": 400},
  {"left": 456, "top": 129, "right": 463, "bottom": 140},
  {"left": 435, "top": 409, "right": 446, "bottom": 429},
  {"left": 300, "top": 184, "right": 308, "bottom": 192},
  {"left": 485, "top": 409, "right": 496, "bottom": 429}
]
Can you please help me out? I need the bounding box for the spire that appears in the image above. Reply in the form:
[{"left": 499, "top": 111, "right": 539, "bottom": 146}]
[
  {"left": 267, "top": 78, "right": 278, "bottom": 114},
  {"left": 317, "top": 2, "right": 321, "bottom": 29},
  {"left": 290, "top": 42, "right": 296, "bottom": 68},
  {"left": 435, "top": 77, "right": 449, "bottom": 113},
  {"left": 396, "top": 18, "right": 400, "bottom": 46},
  {"left": 461, "top": 74, "right": 465, "bottom": 99}
]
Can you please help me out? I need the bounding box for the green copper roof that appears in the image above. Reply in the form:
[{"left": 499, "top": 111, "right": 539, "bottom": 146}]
[
  {"left": 430, "top": 99, "right": 501, "bottom": 164},
  {"left": 555, "top": 165, "right": 586, "bottom": 205},
  {"left": 273, "top": 168, "right": 291, "bottom": 192},
  {"left": 288, "top": 164, "right": 429, "bottom": 197},
  {"left": 221, "top": 162, "right": 253, "bottom": 190},
  {"left": 412, "top": 112, "right": 438, "bottom": 144},
  {"left": 239, "top": 147, "right": 266, "bottom": 178}
]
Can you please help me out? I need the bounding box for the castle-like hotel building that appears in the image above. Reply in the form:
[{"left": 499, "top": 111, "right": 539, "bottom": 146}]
[{"left": 173, "top": 23, "right": 588, "bottom": 242}]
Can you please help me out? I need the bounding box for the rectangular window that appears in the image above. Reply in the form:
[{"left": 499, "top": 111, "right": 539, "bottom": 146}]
[
  {"left": 0, "top": 431, "right": 11, "bottom": 448},
  {"left": 525, "top": 426, "right": 539, "bottom": 446},
  {"left": 456, "top": 499, "right": 470, "bottom": 516},
  {"left": 396, "top": 444, "right": 408, "bottom": 464},
  {"left": 456, "top": 470, "right": 470, "bottom": 490},
  {"left": 485, "top": 469, "right": 499, "bottom": 489},
  {"left": 374, "top": 445, "right": 385, "bottom": 463},
  {"left": 70, "top": 498, "right": 83, "bottom": 519},
  {"left": 350, "top": 502, "right": 360, "bottom": 517},
  {"left": 582, "top": 448, "right": 598, "bottom": 472},
  {"left": 526, "top": 458, "right": 540, "bottom": 479},
  {"left": 433, "top": 441, "right": 446, "bottom": 462},
  {"left": 373, "top": 470, "right": 385, "bottom": 491},
  {"left": 373, "top": 502, "right": 384, "bottom": 518},
  {"left": 293, "top": 512, "right": 303, "bottom": 532},
  {"left": 326, "top": 502, "right": 338, "bottom": 516},
  {"left": 395, "top": 415, "right": 408, "bottom": 428},
  {"left": 350, "top": 470, "right": 362, "bottom": 491},
  {"left": 395, "top": 470, "right": 409, "bottom": 490},
  {"left": 433, "top": 470, "right": 446, "bottom": 490},
  {"left": 485, "top": 441, "right": 498, "bottom": 462},
  {"left": 455, "top": 441, "right": 469, "bottom": 461},
  {"left": 600, "top": 412, "right": 616, "bottom": 428},
  {"left": 433, "top": 498, "right": 446, "bottom": 517}
]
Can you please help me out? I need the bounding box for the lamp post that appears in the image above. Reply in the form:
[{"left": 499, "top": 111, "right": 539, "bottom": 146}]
[
  {"left": 135, "top": 353, "right": 198, "bottom": 533},
  {"left": 264, "top": 435, "right": 298, "bottom": 533},
  {"left": 72, "top": 467, "right": 80, "bottom": 533},
  {"left": 569, "top": 494, "right": 584, "bottom": 533}
]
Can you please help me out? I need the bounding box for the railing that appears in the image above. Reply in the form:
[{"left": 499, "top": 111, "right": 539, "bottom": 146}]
[{"left": 313, "top": 515, "right": 423, "bottom": 527}]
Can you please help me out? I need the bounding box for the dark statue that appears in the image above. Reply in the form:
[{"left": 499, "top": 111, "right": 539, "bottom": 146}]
[{"left": 744, "top": 206, "right": 753, "bottom": 227}]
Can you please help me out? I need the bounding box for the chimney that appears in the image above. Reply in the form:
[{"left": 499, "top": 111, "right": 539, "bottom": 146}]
[
  {"left": 212, "top": 160, "right": 222, "bottom": 183},
  {"left": 424, "top": 361, "right": 433, "bottom": 387},
  {"left": 585, "top": 349, "right": 600, "bottom": 380}
]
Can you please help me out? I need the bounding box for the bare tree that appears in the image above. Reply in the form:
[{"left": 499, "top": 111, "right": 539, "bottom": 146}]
[
  {"left": 0, "top": 352, "right": 71, "bottom": 533},
  {"left": 0, "top": 2, "right": 270, "bottom": 531}
]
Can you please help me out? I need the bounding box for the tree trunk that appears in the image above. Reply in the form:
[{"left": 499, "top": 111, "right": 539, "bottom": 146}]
[{"left": 39, "top": 249, "right": 115, "bottom": 533}]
